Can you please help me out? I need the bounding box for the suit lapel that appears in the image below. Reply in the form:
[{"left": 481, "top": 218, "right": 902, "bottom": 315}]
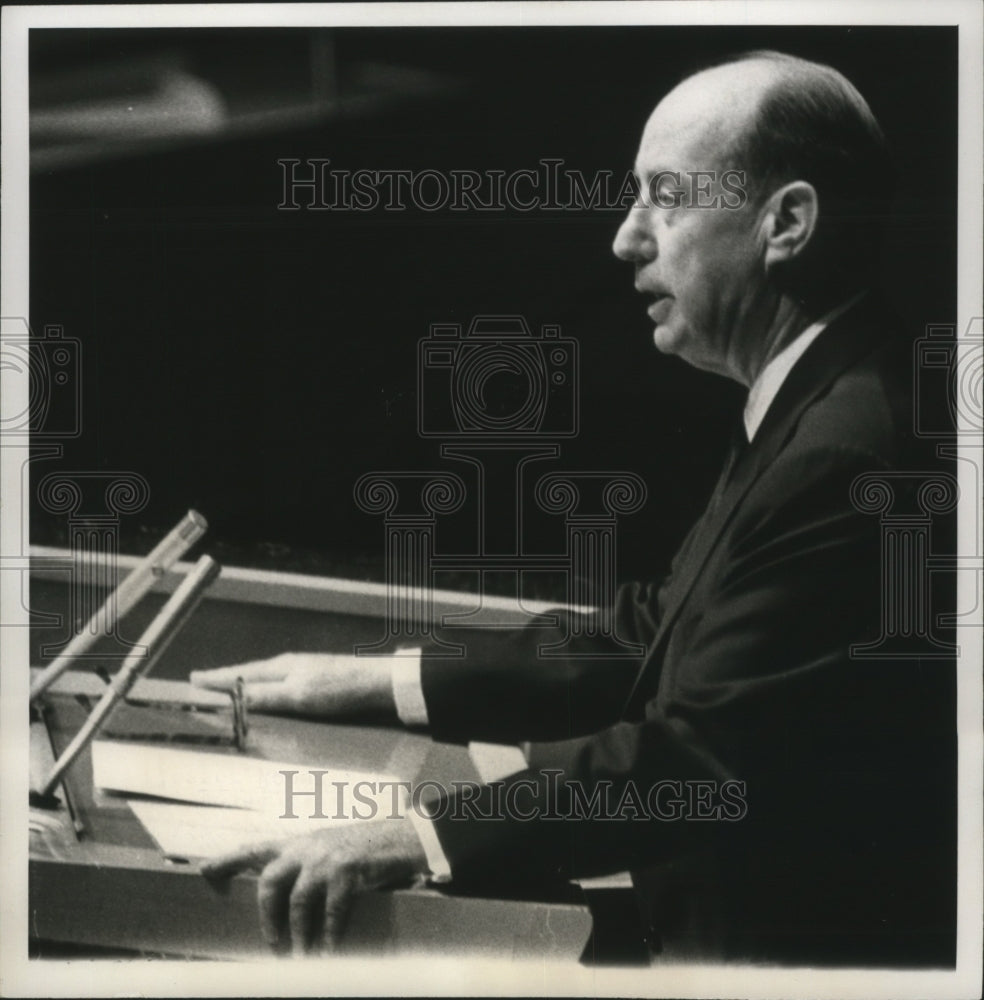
[{"left": 622, "top": 298, "right": 887, "bottom": 716}]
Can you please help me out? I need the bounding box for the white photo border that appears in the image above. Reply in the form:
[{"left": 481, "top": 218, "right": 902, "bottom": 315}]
[{"left": 2, "top": 3, "right": 981, "bottom": 997}]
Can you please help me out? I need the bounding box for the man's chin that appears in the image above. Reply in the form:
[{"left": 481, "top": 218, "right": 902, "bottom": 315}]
[
  {"left": 650, "top": 324, "right": 724, "bottom": 378},
  {"left": 651, "top": 321, "right": 687, "bottom": 356}
]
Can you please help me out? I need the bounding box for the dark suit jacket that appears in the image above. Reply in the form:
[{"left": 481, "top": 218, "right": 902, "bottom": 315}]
[{"left": 418, "top": 298, "right": 956, "bottom": 967}]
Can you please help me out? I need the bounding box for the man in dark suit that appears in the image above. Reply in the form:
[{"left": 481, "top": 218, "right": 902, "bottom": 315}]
[{"left": 194, "top": 51, "right": 955, "bottom": 965}]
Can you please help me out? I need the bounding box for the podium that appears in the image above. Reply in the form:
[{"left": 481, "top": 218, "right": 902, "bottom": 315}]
[{"left": 28, "top": 549, "right": 594, "bottom": 961}]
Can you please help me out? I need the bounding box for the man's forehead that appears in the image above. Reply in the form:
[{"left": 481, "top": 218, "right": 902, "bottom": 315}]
[{"left": 635, "top": 62, "right": 775, "bottom": 172}]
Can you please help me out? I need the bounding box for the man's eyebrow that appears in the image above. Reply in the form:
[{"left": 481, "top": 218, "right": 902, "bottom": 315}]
[{"left": 635, "top": 166, "right": 679, "bottom": 183}]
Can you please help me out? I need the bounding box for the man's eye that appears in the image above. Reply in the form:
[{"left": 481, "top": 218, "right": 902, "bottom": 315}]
[{"left": 653, "top": 186, "right": 685, "bottom": 207}]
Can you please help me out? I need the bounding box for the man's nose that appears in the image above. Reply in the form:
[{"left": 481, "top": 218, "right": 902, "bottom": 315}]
[{"left": 612, "top": 207, "right": 652, "bottom": 263}]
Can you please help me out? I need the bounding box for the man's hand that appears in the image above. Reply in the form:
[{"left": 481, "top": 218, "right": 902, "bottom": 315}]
[
  {"left": 189, "top": 653, "right": 395, "bottom": 718},
  {"left": 200, "top": 818, "right": 429, "bottom": 956}
]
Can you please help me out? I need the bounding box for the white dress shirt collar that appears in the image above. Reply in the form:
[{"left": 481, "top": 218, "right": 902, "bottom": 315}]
[{"left": 743, "top": 291, "right": 866, "bottom": 442}]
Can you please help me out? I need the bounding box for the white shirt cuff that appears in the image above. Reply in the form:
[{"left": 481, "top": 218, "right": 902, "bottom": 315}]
[
  {"left": 390, "top": 648, "right": 429, "bottom": 726},
  {"left": 407, "top": 808, "right": 452, "bottom": 884}
]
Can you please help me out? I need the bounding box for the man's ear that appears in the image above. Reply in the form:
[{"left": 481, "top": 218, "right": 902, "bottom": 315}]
[{"left": 761, "top": 181, "right": 819, "bottom": 270}]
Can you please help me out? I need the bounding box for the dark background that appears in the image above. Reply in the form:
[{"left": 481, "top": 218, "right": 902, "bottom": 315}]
[{"left": 29, "top": 26, "right": 958, "bottom": 590}]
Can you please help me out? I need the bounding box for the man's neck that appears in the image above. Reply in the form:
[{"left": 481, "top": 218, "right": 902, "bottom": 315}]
[
  {"left": 735, "top": 289, "right": 861, "bottom": 388},
  {"left": 741, "top": 289, "right": 867, "bottom": 441}
]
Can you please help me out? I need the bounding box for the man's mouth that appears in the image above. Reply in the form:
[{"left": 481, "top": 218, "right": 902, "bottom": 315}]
[
  {"left": 635, "top": 282, "right": 669, "bottom": 301},
  {"left": 646, "top": 294, "right": 672, "bottom": 321}
]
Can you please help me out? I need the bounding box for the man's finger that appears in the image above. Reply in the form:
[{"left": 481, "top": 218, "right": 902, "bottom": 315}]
[
  {"left": 200, "top": 839, "right": 282, "bottom": 881},
  {"left": 289, "top": 871, "right": 327, "bottom": 957},
  {"left": 321, "top": 873, "right": 356, "bottom": 953},
  {"left": 189, "top": 659, "right": 291, "bottom": 690},
  {"left": 243, "top": 680, "right": 298, "bottom": 713},
  {"left": 257, "top": 855, "right": 298, "bottom": 952}
]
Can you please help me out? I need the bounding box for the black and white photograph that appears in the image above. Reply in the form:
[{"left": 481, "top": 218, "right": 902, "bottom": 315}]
[{"left": 2, "top": 2, "right": 982, "bottom": 997}]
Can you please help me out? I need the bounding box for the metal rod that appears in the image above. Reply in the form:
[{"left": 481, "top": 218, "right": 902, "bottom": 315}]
[
  {"left": 30, "top": 510, "right": 208, "bottom": 702},
  {"left": 37, "top": 555, "right": 221, "bottom": 798}
]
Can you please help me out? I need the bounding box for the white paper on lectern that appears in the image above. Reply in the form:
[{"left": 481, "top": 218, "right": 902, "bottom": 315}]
[
  {"left": 126, "top": 799, "right": 396, "bottom": 860},
  {"left": 91, "top": 740, "right": 408, "bottom": 859},
  {"left": 92, "top": 740, "right": 403, "bottom": 810}
]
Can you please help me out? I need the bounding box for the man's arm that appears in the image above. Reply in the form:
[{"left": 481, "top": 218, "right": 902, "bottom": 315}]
[
  {"left": 189, "top": 582, "right": 661, "bottom": 741},
  {"left": 418, "top": 583, "right": 659, "bottom": 743}
]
